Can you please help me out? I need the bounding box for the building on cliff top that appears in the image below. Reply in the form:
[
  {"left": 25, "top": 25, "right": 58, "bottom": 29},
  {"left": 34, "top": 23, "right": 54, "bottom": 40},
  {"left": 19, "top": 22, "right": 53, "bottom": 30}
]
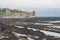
[{"left": 3, "top": 8, "right": 35, "bottom": 18}]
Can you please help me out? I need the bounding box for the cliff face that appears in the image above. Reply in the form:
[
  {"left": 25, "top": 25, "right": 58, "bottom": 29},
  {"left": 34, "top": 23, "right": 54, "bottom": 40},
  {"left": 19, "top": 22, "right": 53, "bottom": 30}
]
[{"left": 3, "top": 8, "right": 35, "bottom": 18}]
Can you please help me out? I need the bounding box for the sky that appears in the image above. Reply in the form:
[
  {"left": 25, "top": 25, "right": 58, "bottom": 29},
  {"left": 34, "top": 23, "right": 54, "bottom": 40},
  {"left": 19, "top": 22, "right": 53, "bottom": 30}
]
[
  {"left": 0, "top": 0, "right": 60, "bottom": 8},
  {"left": 0, "top": 0, "right": 60, "bottom": 17}
]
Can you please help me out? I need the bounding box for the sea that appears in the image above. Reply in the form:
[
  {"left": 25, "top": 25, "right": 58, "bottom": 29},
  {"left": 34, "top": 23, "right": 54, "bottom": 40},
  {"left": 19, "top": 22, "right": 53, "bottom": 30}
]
[{"left": 0, "top": 17, "right": 60, "bottom": 23}]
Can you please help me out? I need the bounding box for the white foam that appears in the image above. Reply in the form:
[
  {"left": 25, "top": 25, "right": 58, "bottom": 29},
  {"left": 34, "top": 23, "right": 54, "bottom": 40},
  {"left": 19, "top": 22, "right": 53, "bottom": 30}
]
[
  {"left": 35, "top": 23, "right": 52, "bottom": 25},
  {"left": 15, "top": 26, "right": 24, "bottom": 28},
  {"left": 53, "top": 26, "right": 60, "bottom": 28},
  {"left": 27, "top": 37, "right": 34, "bottom": 40},
  {"left": 40, "top": 30, "right": 60, "bottom": 38},
  {"left": 12, "top": 32, "right": 27, "bottom": 37}
]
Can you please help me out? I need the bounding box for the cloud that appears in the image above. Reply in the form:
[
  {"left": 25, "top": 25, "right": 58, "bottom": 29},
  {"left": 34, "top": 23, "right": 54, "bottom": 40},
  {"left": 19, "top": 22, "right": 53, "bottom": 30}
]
[{"left": 0, "top": 0, "right": 60, "bottom": 9}]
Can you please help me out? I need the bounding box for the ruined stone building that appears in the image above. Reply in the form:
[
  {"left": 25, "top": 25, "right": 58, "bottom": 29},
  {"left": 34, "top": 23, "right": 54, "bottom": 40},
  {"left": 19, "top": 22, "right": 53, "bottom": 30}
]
[{"left": 3, "top": 8, "right": 35, "bottom": 18}]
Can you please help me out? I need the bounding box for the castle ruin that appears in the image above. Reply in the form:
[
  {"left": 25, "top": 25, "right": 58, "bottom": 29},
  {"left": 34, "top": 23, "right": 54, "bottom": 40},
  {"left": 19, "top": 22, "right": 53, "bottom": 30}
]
[{"left": 3, "top": 8, "right": 35, "bottom": 18}]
